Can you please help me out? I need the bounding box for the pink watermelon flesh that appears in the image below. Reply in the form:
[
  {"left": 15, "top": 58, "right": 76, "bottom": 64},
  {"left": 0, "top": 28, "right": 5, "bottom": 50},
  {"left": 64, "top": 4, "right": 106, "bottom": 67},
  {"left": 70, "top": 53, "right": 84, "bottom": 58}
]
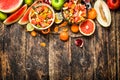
[
  {"left": 18, "top": 1, "right": 38, "bottom": 25},
  {"left": 0, "top": 0, "right": 23, "bottom": 13},
  {"left": 3, "top": 4, "right": 27, "bottom": 25}
]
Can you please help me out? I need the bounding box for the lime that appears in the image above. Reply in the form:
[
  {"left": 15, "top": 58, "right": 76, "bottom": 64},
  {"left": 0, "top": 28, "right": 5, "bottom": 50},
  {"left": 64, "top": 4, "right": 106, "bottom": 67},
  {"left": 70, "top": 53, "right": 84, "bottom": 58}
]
[
  {"left": 0, "top": 12, "right": 7, "bottom": 21},
  {"left": 26, "top": 23, "right": 34, "bottom": 31},
  {"left": 24, "top": 0, "right": 33, "bottom": 6}
]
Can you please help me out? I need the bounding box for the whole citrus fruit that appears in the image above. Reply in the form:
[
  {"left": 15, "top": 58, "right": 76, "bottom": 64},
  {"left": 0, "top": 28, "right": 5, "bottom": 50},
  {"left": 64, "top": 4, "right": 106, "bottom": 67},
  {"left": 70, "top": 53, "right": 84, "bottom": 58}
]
[
  {"left": 71, "top": 24, "right": 79, "bottom": 33},
  {"left": 88, "top": 8, "right": 97, "bottom": 20},
  {"left": 59, "top": 31, "right": 69, "bottom": 41}
]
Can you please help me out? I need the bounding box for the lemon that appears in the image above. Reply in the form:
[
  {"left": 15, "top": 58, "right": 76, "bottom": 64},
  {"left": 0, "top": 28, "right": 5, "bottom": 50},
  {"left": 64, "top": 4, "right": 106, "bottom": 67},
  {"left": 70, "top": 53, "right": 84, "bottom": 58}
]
[
  {"left": 26, "top": 23, "right": 34, "bottom": 31},
  {"left": 24, "top": 0, "right": 33, "bottom": 6},
  {"left": 55, "top": 12, "right": 63, "bottom": 24},
  {"left": 0, "top": 12, "right": 7, "bottom": 21}
]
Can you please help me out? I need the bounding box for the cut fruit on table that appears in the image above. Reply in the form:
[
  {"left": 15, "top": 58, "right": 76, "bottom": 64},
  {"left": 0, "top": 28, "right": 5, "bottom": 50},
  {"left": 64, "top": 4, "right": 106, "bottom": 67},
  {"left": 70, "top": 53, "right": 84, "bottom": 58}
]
[
  {"left": 26, "top": 23, "right": 34, "bottom": 31},
  {"left": 94, "top": 0, "right": 111, "bottom": 27},
  {"left": 18, "top": 1, "right": 38, "bottom": 25},
  {"left": 3, "top": 4, "right": 27, "bottom": 25},
  {"left": 79, "top": 19, "right": 95, "bottom": 36},
  {"left": 75, "top": 38, "right": 84, "bottom": 47},
  {"left": 0, "top": 0, "right": 23, "bottom": 13},
  {"left": 55, "top": 12, "right": 63, "bottom": 24},
  {"left": 0, "top": 11, "right": 7, "bottom": 21}
]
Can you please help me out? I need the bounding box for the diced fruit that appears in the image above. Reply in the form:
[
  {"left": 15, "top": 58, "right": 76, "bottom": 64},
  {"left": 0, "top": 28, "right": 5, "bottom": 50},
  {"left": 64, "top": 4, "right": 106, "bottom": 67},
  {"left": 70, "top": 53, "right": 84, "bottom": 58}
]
[
  {"left": 79, "top": 19, "right": 95, "bottom": 36},
  {"left": 24, "top": 0, "right": 33, "bottom": 6},
  {"left": 59, "top": 31, "right": 69, "bottom": 41},
  {"left": 0, "top": 0, "right": 23, "bottom": 13},
  {"left": 26, "top": 23, "right": 34, "bottom": 31},
  {"left": 0, "top": 11, "right": 7, "bottom": 21},
  {"left": 88, "top": 8, "right": 97, "bottom": 20},
  {"left": 3, "top": 4, "right": 27, "bottom": 25},
  {"left": 71, "top": 24, "right": 79, "bottom": 33},
  {"left": 31, "top": 31, "right": 37, "bottom": 37}
]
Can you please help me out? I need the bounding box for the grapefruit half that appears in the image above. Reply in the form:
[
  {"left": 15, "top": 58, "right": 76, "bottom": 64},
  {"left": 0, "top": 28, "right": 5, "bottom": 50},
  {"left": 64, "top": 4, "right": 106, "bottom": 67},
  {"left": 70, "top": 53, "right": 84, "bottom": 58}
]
[
  {"left": 79, "top": 19, "right": 95, "bottom": 36},
  {"left": 0, "top": 0, "right": 23, "bottom": 13}
]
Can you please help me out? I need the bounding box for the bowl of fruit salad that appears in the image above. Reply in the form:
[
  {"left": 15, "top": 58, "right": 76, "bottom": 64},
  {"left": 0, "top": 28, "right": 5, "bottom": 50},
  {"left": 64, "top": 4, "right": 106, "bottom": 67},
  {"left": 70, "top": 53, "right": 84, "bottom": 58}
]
[
  {"left": 62, "top": 1, "right": 87, "bottom": 24},
  {"left": 29, "top": 3, "right": 55, "bottom": 30}
]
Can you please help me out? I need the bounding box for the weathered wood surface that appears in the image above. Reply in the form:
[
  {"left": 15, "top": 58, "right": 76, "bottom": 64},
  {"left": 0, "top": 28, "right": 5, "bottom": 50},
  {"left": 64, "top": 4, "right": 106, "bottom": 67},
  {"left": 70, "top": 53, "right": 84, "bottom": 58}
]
[{"left": 0, "top": 1, "right": 120, "bottom": 80}]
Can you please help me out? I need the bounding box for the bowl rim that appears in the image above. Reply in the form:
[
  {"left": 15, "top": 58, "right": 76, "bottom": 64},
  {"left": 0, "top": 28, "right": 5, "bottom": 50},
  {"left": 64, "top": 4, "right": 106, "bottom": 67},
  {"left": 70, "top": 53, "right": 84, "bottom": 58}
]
[{"left": 29, "top": 3, "right": 55, "bottom": 30}]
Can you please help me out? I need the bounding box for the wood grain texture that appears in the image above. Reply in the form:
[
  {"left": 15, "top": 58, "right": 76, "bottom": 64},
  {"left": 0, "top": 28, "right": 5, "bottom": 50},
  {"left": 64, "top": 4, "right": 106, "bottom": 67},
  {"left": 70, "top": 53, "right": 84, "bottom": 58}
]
[
  {"left": 3, "top": 24, "right": 26, "bottom": 80},
  {"left": 25, "top": 32, "right": 49, "bottom": 80},
  {"left": 0, "top": 0, "right": 120, "bottom": 80},
  {"left": 49, "top": 34, "right": 71, "bottom": 80},
  {"left": 71, "top": 36, "right": 95, "bottom": 80}
]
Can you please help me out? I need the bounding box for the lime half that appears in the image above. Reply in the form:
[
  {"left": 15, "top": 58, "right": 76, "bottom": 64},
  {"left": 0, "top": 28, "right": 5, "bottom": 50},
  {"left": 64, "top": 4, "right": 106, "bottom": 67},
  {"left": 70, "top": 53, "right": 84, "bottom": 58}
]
[
  {"left": 26, "top": 23, "right": 34, "bottom": 31},
  {"left": 0, "top": 12, "right": 7, "bottom": 21}
]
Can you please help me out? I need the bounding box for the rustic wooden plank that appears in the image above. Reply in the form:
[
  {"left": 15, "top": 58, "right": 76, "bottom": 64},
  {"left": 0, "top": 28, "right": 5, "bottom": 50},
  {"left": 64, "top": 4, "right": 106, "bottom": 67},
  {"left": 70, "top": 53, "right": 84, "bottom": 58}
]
[
  {"left": 49, "top": 34, "right": 71, "bottom": 80},
  {"left": 3, "top": 24, "right": 26, "bottom": 80},
  {"left": 25, "top": 33, "right": 49, "bottom": 80},
  {"left": 107, "top": 11, "right": 117, "bottom": 80},
  {"left": 93, "top": 10, "right": 118, "bottom": 80},
  {"left": 71, "top": 36, "right": 95, "bottom": 80},
  {"left": 115, "top": 10, "right": 120, "bottom": 80},
  {"left": 0, "top": 21, "right": 5, "bottom": 80}
]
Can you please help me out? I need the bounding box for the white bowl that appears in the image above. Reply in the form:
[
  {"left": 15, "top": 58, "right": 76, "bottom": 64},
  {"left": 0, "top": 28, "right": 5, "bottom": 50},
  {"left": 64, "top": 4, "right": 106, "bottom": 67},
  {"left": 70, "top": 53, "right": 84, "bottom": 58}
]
[{"left": 29, "top": 3, "right": 55, "bottom": 30}]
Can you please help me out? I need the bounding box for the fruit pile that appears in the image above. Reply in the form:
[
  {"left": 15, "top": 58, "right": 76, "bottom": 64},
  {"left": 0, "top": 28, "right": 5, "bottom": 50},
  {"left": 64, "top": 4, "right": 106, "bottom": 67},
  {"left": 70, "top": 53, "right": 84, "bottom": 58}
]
[{"left": 0, "top": 0, "right": 119, "bottom": 47}]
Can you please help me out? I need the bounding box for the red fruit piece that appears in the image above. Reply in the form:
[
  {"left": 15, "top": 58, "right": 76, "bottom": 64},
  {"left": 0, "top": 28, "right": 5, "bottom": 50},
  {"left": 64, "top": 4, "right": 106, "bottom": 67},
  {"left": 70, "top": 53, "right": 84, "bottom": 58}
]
[
  {"left": 107, "top": 0, "right": 120, "bottom": 10},
  {"left": 18, "top": 1, "right": 38, "bottom": 25},
  {"left": 3, "top": 4, "right": 27, "bottom": 25},
  {"left": 75, "top": 38, "right": 84, "bottom": 47}
]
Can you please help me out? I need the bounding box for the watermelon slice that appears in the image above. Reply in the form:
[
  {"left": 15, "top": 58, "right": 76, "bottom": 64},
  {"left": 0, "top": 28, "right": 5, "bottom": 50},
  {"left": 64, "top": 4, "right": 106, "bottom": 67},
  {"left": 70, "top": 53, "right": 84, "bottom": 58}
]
[
  {"left": 0, "top": 0, "right": 23, "bottom": 13},
  {"left": 18, "top": 1, "right": 38, "bottom": 25},
  {"left": 3, "top": 4, "right": 27, "bottom": 25}
]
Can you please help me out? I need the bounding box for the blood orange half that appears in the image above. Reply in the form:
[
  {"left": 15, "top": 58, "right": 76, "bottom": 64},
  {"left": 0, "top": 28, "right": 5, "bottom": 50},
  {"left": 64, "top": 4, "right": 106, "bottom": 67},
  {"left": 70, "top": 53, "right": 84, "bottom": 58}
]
[{"left": 79, "top": 19, "right": 95, "bottom": 36}]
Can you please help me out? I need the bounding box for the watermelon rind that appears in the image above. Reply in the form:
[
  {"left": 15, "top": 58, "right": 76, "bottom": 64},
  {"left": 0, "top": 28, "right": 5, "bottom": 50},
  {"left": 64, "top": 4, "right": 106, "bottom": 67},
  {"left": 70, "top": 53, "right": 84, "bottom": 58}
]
[
  {"left": 3, "top": 4, "right": 27, "bottom": 25},
  {"left": 0, "top": 0, "right": 23, "bottom": 13}
]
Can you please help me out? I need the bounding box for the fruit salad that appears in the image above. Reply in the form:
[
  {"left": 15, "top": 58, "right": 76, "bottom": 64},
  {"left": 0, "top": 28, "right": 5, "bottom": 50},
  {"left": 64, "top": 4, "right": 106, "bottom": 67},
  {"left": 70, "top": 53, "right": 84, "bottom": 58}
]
[
  {"left": 29, "top": 3, "right": 55, "bottom": 30},
  {"left": 62, "top": 1, "right": 86, "bottom": 24}
]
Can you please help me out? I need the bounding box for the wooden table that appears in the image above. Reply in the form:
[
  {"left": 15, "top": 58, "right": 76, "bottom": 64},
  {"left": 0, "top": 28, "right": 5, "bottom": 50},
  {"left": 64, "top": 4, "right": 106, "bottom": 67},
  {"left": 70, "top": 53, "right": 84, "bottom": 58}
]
[{"left": 0, "top": 0, "right": 120, "bottom": 80}]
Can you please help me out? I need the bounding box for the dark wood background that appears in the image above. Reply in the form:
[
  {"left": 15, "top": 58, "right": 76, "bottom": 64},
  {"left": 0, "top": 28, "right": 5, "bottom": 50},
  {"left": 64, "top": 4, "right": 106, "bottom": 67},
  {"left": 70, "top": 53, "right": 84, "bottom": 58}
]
[{"left": 0, "top": 0, "right": 120, "bottom": 80}]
